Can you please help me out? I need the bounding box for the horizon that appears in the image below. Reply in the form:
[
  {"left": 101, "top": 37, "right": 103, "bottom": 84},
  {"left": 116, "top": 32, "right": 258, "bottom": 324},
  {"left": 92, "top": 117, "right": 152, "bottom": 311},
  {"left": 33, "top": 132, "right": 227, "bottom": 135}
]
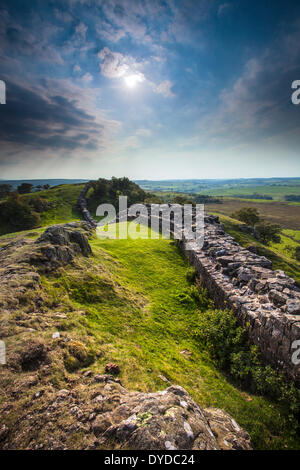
[
  {"left": 0, "top": 1, "right": 300, "bottom": 178},
  {"left": 1, "top": 176, "right": 300, "bottom": 183}
]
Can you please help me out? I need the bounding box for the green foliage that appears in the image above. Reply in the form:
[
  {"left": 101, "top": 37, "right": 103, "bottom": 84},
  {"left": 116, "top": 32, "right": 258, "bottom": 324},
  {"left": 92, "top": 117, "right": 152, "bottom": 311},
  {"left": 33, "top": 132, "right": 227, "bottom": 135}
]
[
  {"left": 88, "top": 177, "right": 151, "bottom": 213},
  {"left": 255, "top": 221, "right": 282, "bottom": 245},
  {"left": 64, "top": 340, "right": 94, "bottom": 372},
  {"left": 285, "top": 195, "right": 300, "bottom": 202},
  {"left": 0, "top": 192, "right": 40, "bottom": 231},
  {"left": 17, "top": 182, "right": 33, "bottom": 194},
  {"left": 295, "top": 246, "right": 300, "bottom": 262},
  {"left": 0, "top": 183, "right": 13, "bottom": 199},
  {"left": 193, "top": 309, "right": 300, "bottom": 431},
  {"left": 231, "top": 207, "right": 260, "bottom": 226},
  {"left": 173, "top": 195, "right": 194, "bottom": 205},
  {"left": 186, "top": 267, "right": 197, "bottom": 283},
  {"left": 27, "top": 195, "right": 50, "bottom": 212}
]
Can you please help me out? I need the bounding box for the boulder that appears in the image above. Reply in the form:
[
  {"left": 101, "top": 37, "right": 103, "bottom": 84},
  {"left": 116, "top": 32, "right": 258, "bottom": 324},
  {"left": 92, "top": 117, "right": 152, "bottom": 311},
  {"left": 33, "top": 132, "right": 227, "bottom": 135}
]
[{"left": 96, "top": 384, "right": 252, "bottom": 450}]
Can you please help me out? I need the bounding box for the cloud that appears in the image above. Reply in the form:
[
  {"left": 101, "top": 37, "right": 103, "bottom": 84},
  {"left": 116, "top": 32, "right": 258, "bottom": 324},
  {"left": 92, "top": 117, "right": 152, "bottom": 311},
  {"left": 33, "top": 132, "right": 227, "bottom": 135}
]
[
  {"left": 197, "top": 23, "right": 300, "bottom": 150},
  {"left": 136, "top": 128, "right": 152, "bottom": 137},
  {"left": 154, "top": 80, "right": 175, "bottom": 97},
  {"left": 0, "top": 8, "right": 63, "bottom": 64},
  {"left": 75, "top": 22, "right": 88, "bottom": 39},
  {"left": 0, "top": 78, "right": 120, "bottom": 158},
  {"left": 98, "top": 47, "right": 147, "bottom": 85},
  {"left": 79, "top": 72, "right": 93, "bottom": 83},
  {"left": 98, "top": 47, "right": 129, "bottom": 78}
]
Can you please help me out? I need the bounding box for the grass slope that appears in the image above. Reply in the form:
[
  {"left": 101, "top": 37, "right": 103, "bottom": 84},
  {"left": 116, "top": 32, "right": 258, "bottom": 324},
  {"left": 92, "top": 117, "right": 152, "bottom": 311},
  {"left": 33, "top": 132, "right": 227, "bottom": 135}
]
[
  {"left": 41, "top": 223, "right": 300, "bottom": 450},
  {"left": 0, "top": 183, "right": 85, "bottom": 235}
]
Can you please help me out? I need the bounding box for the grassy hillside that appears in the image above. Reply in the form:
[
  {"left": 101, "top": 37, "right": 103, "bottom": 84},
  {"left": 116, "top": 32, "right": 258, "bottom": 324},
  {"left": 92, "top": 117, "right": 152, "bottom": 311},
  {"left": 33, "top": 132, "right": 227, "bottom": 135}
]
[
  {"left": 36, "top": 223, "right": 299, "bottom": 450},
  {"left": 0, "top": 183, "right": 85, "bottom": 234}
]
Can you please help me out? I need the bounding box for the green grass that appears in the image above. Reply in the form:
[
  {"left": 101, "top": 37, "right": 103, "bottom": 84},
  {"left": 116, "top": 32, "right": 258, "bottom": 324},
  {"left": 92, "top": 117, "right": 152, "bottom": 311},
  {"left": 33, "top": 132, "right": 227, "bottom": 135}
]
[
  {"left": 41, "top": 222, "right": 300, "bottom": 450},
  {"left": 0, "top": 183, "right": 85, "bottom": 235},
  {"left": 23, "top": 183, "right": 85, "bottom": 225},
  {"left": 138, "top": 179, "right": 300, "bottom": 201}
]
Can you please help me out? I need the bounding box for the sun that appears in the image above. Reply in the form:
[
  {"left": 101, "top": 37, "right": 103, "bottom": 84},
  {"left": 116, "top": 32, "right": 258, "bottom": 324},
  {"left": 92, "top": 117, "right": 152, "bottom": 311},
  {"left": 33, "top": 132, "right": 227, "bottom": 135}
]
[{"left": 124, "top": 74, "right": 143, "bottom": 88}]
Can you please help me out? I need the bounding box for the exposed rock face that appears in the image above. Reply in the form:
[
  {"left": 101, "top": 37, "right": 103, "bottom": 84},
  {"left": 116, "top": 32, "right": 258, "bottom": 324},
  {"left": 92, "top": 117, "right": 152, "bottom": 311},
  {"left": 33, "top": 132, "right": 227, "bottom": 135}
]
[
  {"left": 93, "top": 381, "right": 252, "bottom": 450},
  {"left": 34, "top": 223, "right": 92, "bottom": 269},
  {"left": 0, "top": 222, "right": 93, "bottom": 312},
  {"left": 0, "top": 372, "right": 251, "bottom": 450}
]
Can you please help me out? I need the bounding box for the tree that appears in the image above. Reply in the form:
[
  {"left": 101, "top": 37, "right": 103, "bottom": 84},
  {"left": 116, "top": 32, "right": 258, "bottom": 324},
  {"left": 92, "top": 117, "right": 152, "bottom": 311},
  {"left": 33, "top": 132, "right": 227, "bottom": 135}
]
[
  {"left": 255, "top": 221, "right": 281, "bottom": 245},
  {"left": 17, "top": 183, "right": 33, "bottom": 194},
  {"left": 0, "top": 184, "right": 13, "bottom": 199},
  {"left": 231, "top": 207, "right": 260, "bottom": 227},
  {"left": 294, "top": 246, "right": 300, "bottom": 262},
  {"left": 0, "top": 192, "right": 40, "bottom": 230},
  {"left": 43, "top": 184, "right": 50, "bottom": 190}
]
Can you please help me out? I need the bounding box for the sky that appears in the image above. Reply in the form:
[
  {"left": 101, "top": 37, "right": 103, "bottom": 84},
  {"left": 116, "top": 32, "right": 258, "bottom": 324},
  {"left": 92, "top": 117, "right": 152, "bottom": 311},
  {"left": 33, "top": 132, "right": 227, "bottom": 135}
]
[{"left": 0, "top": 0, "right": 300, "bottom": 180}]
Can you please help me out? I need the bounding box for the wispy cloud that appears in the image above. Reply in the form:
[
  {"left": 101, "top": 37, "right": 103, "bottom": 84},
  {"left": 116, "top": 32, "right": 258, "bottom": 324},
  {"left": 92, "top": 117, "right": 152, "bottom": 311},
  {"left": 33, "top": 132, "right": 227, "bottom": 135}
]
[{"left": 154, "top": 80, "right": 175, "bottom": 97}]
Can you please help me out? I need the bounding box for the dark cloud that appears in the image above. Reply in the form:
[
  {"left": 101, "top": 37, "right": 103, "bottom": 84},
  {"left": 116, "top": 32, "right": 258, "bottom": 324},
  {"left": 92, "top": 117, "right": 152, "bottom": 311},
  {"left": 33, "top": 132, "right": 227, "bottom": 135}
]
[{"left": 0, "top": 80, "right": 104, "bottom": 151}]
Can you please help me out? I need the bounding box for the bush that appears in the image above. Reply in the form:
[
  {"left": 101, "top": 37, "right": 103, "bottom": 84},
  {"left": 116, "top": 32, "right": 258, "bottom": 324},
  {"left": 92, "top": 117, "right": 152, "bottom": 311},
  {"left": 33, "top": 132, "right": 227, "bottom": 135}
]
[
  {"left": 186, "top": 267, "right": 197, "bottom": 283},
  {"left": 255, "top": 221, "right": 281, "bottom": 245},
  {"left": 193, "top": 309, "right": 300, "bottom": 428},
  {"left": 17, "top": 183, "right": 33, "bottom": 194},
  {"left": 295, "top": 246, "right": 300, "bottom": 262},
  {"left": 231, "top": 207, "right": 260, "bottom": 226},
  {"left": 0, "top": 192, "right": 41, "bottom": 231}
]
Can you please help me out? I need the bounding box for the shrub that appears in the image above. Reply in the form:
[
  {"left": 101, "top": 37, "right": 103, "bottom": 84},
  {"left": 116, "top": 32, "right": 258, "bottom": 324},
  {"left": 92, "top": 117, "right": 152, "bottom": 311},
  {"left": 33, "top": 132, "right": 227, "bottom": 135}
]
[
  {"left": 193, "top": 309, "right": 300, "bottom": 429},
  {"left": 295, "top": 246, "right": 300, "bottom": 262},
  {"left": 17, "top": 183, "right": 33, "bottom": 194},
  {"left": 255, "top": 221, "right": 281, "bottom": 245},
  {"left": 186, "top": 267, "right": 197, "bottom": 284},
  {"left": 231, "top": 207, "right": 260, "bottom": 226},
  {"left": 0, "top": 192, "right": 41, "bottom": 231}
]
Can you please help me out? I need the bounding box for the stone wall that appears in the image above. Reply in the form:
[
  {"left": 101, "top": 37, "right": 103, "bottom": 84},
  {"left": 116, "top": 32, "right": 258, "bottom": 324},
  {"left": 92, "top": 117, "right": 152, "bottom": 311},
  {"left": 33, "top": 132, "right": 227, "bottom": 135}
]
[
  {"left": 78, "top": 184, "right": 300, "bottom": 382},
  {"left": 77, "top": 182, "right": 98, "bottom": 227},
  {"left": 181, "top": 213, "right": 300, "bottom": 383}
]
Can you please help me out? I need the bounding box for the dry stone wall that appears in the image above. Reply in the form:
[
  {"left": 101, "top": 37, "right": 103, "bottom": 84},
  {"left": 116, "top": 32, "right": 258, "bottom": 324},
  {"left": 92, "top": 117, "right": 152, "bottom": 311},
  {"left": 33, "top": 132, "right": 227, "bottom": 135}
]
[{"left": 78, "top": 184, "right": 300, "bottom": 382}]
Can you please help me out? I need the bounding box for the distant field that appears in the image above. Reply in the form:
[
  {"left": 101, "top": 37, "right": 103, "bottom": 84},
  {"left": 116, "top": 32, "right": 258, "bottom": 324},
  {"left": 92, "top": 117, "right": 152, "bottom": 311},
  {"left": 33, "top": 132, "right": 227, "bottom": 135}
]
[
  {"left": 205, "top": 198, "right": 300, "bottom": 230},
  {"left": 136, "top": 178, "right": 300, "bottom": 201},
  {"left": 0, "top": 178, "right": 88, "bottom": 189}
]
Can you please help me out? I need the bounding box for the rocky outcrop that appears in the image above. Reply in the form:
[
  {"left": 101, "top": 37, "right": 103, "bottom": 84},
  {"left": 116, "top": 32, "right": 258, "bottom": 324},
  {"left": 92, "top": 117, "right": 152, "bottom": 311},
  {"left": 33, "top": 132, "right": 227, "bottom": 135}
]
[
  {"left": 34, "top": 222, "right": 93, "bottom": 269},
  {"left": 0, "top": 222, "right": 93, "bottom": 312},
  {"left": 92, "top": 380, "right": 252, "bottom": 450},
  {"left": 0, "top": 372, "right": 252, "bottom": 450}
]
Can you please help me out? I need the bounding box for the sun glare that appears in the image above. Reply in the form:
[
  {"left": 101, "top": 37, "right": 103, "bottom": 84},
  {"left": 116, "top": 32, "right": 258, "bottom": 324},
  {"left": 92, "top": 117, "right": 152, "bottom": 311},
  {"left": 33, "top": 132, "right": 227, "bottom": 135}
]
[{"left": 124, "top": 74, "right": 143, "bottom": 88}]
